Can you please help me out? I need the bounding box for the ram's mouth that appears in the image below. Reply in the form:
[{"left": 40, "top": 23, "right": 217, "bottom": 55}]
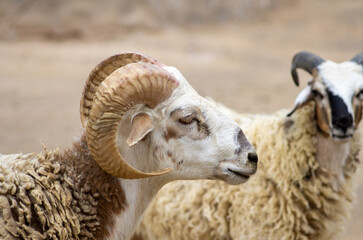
[
  {"left": 213, "top": 161, "right": 257, "bottom": 185},
  {"left": 227, "top": 168, "right": 251, "bottom": 179}
]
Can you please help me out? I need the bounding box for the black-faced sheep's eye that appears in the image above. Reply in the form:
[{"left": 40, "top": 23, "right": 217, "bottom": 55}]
[
  {"left": 357, "top": 90, "right": 363, "bottom": 100},
  {"left": 312, "top": 89, "right": 324, "bottom": 98}
]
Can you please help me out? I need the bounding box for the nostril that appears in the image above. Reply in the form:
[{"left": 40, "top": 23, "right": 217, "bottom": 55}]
[
  {"left": 248, "top": 152, "right": 258, "bottom": 163},
  {"left": 334, "top": 115, "right": 353, "bottom": 130}
]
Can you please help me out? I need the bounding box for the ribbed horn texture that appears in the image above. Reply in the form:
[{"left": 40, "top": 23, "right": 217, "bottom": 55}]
[
  {"left": 80, "top": 52, "right": 163, "bottom": 127},
  {"left": 86, "top": 62, "right": 179, "bottom": 179},
  {"left": 291, "top": 51, "right": 325, "bottom": 86},
  {"left": 351, "top": 52, "right": 363, "bottom": 66}
]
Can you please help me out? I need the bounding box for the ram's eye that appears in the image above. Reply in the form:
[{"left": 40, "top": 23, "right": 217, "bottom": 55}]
[
  {"left": 178, "top": 115, "right": 196, "bottom": 125},
  {"left": 312, "top": 89, "right": 323, "bottom": 98}
]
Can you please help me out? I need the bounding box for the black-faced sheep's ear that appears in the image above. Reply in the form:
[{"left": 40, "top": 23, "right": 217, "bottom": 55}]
[
  {"left": 287, "top": 85, "right": 314, "bottom": 117},
  {"left": 127, "top": 113, "right": 154, "bottom": 147}
]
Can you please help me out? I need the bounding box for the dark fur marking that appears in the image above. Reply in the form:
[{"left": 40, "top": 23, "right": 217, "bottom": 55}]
[
  {"left": 197, "top": 121, "right": 210, "bottom": 137},
  {"left": 166, "top": 151, "right": 176, "bottom": 163},
  {"left": 327, "top": 89, "right": 353, "bottom": 131},
  {"left": 315, "top": 104, "right": 331, "bottom": 136},
  {"left": 164, "top": 107, "right": 210, "bottom": 142},
  {"left": 163, "top": 127, "right": 178, "bottom": 142},
  {"left": 354, "top": 102, "right": 362, "bottom": 126},
  {"left": 131, "top": 233, "right": 144, "bottom": 240},
  {"left": 235, "top": 129, "right": 252, "bottom": 155},
  {"left": 55, "top": 133, "right": 126, "bottom": 239},
  {"left": 283, "top": 118, "right": 295, "bottom": 133}
]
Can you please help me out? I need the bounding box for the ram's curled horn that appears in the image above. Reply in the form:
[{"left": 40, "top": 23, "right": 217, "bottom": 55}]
[
  {"left": 350, "top": 52, "right": 363, "bottom": 66},
  {"left": 86, "top": 61, "right": 179, "bottom": 179},
  {"left": 80, "top": 52, "right": 163, "bottom": 127},
  {"left": 291, "top": 51, "right": 325, "bottom": 86}
]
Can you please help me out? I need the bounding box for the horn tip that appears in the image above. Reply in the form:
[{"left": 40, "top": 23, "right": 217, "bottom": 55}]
[
  {"left": 126, "top": 138, "right": 137, "bottom": 147},
  {"left": 291, "top": 69, "right": 300, "bottom": 86},
  {"left": 127, "top": 167, "right": 173, "bottom": 179}
]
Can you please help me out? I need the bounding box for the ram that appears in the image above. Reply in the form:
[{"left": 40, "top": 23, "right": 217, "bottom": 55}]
[
  {"left": 0, "top": 52, "right": 258, "bottom": 240},
  {"left": 134, "top": 51, "right": 363, "bottom": 240}
]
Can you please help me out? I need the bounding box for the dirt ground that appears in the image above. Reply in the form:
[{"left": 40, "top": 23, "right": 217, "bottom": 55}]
[{"left": 0, "top": 0, "right": 362, "bottom": 239}]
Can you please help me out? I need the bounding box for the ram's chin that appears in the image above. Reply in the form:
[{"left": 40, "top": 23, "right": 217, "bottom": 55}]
[
  {"left": 213, "top": 170, "right": 252, "bottom": 185},
  {"left": 225, "top": 176, "right": 250, "bottom": 185},
  {"left": 332, "top": 134, "right": 353, "bottom": 142}
]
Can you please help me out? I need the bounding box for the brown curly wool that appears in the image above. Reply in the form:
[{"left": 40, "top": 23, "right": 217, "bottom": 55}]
[
  {"left": 0, "top": 134, "right": 125, "bottom": 240},
  {"left": 134, "top": 103, "right": 361, "bottom": 240}
]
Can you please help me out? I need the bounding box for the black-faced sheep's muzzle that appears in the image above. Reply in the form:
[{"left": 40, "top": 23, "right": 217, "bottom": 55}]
[
  {"left": 332, "top": 116, "right": 354, "bottom": 140},
  {"left": 330, "top": 116, "right": 355, "bottom": 141},
  {"left": 333, "top": 114, "right": 353, "bottom": 132},
  {"left": 331, "top": 126, "right": 354, "bottom": 141}
]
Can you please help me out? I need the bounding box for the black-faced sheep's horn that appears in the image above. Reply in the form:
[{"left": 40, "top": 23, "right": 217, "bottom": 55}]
[
  {"left": 291, "top": 51, "right": 325, "bottom": 86},
  {"left": 80, "top": 52, "right": 163, "bottom": 128},
  {"left": 350, "top": 52, "right": 363, "bottom": 66},
  {"left": 86, "top": 62, "right": 179, "bottom": 179}
]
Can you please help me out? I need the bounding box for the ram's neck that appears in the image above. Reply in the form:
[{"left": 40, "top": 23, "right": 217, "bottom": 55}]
[
  {"left": 315, "top": 132, "right": 351, "bottom": 190},
  {"left": 106, "top": 176, "right": 167, "bottom": 240},
  {"left": 61, "top": 133, "right": 171, "bottom": 240},
  {"left": 59, "top": 133, "right": 127, "bottom": 239}
]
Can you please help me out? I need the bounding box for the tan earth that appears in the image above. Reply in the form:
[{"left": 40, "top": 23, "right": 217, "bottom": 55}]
[{"left": 0, "top": 0, "right": 362, "bottom": 239}]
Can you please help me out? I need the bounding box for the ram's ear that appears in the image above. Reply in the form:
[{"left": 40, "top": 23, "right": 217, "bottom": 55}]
[
  {"left": 126, "top": 113, "right": 154, "bottom": 147},
  {"left": 287, "top": 85, "right": 314, "bottom": 117}
]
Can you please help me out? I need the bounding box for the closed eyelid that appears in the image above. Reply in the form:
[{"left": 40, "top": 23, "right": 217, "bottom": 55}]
[
  {"left": 179, "top": 114, "right": 196, "bottom": 124},
  {"left": 182, "top": 113, "right": 196, "bottom": 120},
  {"left": 170, "top": 106, "right": 201, "bottom": 118},
  {"left": 184, "top": 110, "right": 206, "bottom": 123}
]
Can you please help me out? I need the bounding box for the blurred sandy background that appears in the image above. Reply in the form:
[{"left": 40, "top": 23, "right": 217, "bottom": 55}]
[{"left": 0, "top": 0, "right": 362, "bottom": 239}]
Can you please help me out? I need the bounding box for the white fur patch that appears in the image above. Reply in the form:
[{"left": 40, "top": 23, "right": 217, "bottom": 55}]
[
  {"left": 294, "top": 85, "right": 312, "bottom": 106},
  {"left": 318, "top": 61, "right": 363, "bottom": 114}
]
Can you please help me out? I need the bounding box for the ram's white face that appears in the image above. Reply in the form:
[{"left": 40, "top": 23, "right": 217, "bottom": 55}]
[
  {"left": 292, "top": 61, "right": 363, "bottom": 141},
  {"left": 118, "top": 66, "right": 257, "bottom": 185}
]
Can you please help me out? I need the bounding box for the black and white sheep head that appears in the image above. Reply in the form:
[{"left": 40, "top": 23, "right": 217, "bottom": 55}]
[
  {"left": 80, "top": 52, "right": 257, "bottom": 185},
  {"left": 288, "top": 51, "right": 363, "bottom": 141}
]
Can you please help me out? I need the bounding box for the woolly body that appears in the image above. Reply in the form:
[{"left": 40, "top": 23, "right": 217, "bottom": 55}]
[
  {"left": 0, "top": 135, "right": 125, "bottom": 240},
  {"left": 135, "top": 103, "right": 360, "bottom": 240}
]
